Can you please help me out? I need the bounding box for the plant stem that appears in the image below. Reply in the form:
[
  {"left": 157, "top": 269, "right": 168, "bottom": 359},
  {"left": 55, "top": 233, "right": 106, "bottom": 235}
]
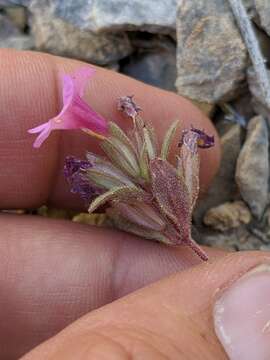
[
  {"left": 227, "top": 0, "right": 270, "bottom": 109},
  {"left": 187, "top": 237, "right": 209, "bottom": 261}
]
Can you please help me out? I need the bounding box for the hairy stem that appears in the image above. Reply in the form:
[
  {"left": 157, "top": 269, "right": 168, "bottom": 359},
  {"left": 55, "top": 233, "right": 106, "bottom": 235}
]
[
  {"left": 186, "top": 237, "right": 209, "bottom": 261},
  {"left": 227, "top": 0, "right": 270, "bottom": 108}
]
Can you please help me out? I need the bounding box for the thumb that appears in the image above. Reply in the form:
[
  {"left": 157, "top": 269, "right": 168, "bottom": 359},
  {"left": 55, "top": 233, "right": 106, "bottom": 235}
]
[{"left": 22, "top": 251, "right": 270, "bottom": 360}]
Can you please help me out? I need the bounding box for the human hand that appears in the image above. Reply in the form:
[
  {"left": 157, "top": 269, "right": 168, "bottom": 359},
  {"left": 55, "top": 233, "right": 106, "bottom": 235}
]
[{"left": 1, "top": 50, "right": 269, "bottom": 360}]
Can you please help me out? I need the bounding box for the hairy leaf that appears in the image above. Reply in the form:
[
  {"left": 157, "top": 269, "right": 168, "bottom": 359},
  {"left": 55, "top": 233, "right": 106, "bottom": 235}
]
[
  {"left": 107, "top": 207, "right": 168, "bottom": 242},
  {"left": 109, "top": 122, "right": 138, "bottom": 155},
  {"left": 87, "top": 162, "right": 135, "bottom": 190},
  {"left": 101, "top": 137, "right": 140, "bottom": 177},
  {"left": 88, "top": 186, "right": 141, "bottom": 213},
  {"left": 179, "top": 132, "right": 200, "bottom": 210},
  {"left": 139, "top": 142, "right": 150, "bottom": 181},
  {"left": 160, "top": 120, "right": 179, "bottom": 160},
  {"left": 150, "top": 158, "right": 191, "bottom": 240},
  {"left": 143, "top": 127, "right": 156, "bottom": 160},
  {"left": 113, "top": 201, "right": 166, "bottom": 231}
]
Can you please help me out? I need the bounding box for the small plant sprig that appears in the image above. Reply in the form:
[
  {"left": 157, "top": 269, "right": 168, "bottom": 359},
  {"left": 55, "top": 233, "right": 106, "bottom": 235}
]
[{"left": 28, "top": 68, "right": 214, "bottom": 261}]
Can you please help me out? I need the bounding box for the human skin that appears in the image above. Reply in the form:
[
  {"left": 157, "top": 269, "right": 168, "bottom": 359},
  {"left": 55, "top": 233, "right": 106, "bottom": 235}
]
[{"left": 0, "top": 49, "right": 269, "bottom": 360}]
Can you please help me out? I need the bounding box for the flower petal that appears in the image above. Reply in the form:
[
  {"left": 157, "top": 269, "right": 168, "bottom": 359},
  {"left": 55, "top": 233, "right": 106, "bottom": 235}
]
[
  {"left": 72, "top": 67, "right": 95, "bottom": 98},
  {"left": 28, "top": 122, "right": 49, "bottom": 134},
  {"left": 32, "top": 122, "right": 52, "bottom": 148},
  {"left": 29, "top": 67, "right": 108, "bottom": 148},
  {"left": 61, "top": 74, "right": 74, "bottom": 106},
  {"left": 64, "top": 156, "right": 100, "bottom": 202},
  {"left": 70, "top": 94, "right": 108, "bottom": 134}
]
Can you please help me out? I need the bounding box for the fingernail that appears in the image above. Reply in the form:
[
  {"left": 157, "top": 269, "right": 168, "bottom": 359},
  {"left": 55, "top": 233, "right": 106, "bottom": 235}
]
[{"left": 214, "top": 264, "right": 270, "bottom": 360}]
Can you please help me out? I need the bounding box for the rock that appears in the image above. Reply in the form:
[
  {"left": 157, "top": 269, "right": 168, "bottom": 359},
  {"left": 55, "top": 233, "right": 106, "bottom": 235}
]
[
  {"left": 122, "top": 42, "right": 177, "bottom": 92},
  {"left": 0, "top": 13, "right": 20, "bottom": 37},
  {"left": 128, "top": 32, "right": 175, "bottom": 50},
  {"left": 203, "top": 201, "right": 252, "bottom": 232},
  {"left": 252, "top": 0, "right": 270, "bottom": 36},
  {"left": 0, "top": 1, "right": 30, "bottom": 5},
  {"left": 230, "top": 92, "right": 255, "bottom": 124},
  {"left": 47, "top": 0, "right": 178, "bottom": 34},
  {"left": 201, "top": 226, "right": 264, "bottom": 251},
  {"left": 104, "top": 62, "right": 120, "bottom": 72},
  {"left": 0, "top": 14, "right": 34, "bottom": 50},
  {"left": 4, "top": 6, "right": 27, "bottom": 30},
  {"left": 215, "top": 93, "right": 255, "bottom": 136},
  {"left": 248, "top": 67, "right": 270, "bottom": 119},
  {"left": 236, "top": 115, "right": 269, "bottom": 218},
  {"left": 194, "top": 124, "right": 242, "bottom": 223},
  {"left": 250, "top": 206, "right": 270, "bottom": 244},
  {"left": 0, "top": 34, "right": 34, "bottom": 50},
  {"left": 176, "top": 0, "right": 248, "bottom": 103},
  {"left": 253, "top": 25, "right": 270, "bottom": 67},
  {"left": 30, "top": 4, "right": 132, "bottom": 65},
  {"left": 190, "top": 100, "right": 215, "bottom": 116}
]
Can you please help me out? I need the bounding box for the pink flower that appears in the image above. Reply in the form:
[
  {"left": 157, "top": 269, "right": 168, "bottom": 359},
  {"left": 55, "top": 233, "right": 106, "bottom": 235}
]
[{"left": 28, "top": 67, "right": 108, "bottom": 148}]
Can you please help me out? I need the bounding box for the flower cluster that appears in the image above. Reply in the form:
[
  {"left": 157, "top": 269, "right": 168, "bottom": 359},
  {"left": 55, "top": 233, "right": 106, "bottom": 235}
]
[{"left": 29, "top": 67, "right": 215, "bottom": 261}]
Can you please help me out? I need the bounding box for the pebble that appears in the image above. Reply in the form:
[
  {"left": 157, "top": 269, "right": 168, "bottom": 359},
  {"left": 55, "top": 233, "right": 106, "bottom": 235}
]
[
  {"left": 203, "top": 201, "right": 252, "bottom": 232},
  {"left": 236, "top": 116, "right": 269, "bottom": 219}
]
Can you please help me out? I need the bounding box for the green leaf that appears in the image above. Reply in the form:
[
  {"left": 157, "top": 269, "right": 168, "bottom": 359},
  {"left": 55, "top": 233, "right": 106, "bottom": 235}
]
[
  {"left": 143, "top": 127, "right": 156, "bottom": 160},
  {"left": 88, "top": 186, "right": 141, "bottom": 213},
  {"left": 87, "top": 162, "right": 135, "bottom": 190},
  {"left": 109, "top": 122, "right": 137, "bottom": 155},
  {"left": 113, "top": 201, "right": 165, "bottom": 231},
  {"left": 107, "top": 207, "right": 168, "bottom": 243},
  {"left": 160, "top": 120, "right": 179, "bottom": 160},
  {"left": 139, "top": 142, "right": 150, "bottom": 181},
  {"left": 101, "top": 137, "right": 140, "bottom": 177}
]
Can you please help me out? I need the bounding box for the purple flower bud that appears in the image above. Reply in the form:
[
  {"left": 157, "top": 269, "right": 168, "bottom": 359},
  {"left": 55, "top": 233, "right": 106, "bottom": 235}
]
[
  {"left": 179, "top": 127, "right": 215, "bottom": 153},
  {"left": 118, "top": 95, "right": 141, "bottom": 119},
  {"left": 190, "top": 127, "right": 215, "bottom": 148},
  {"left": 64, "top": 156, "right": 101, "bottom": 202}
]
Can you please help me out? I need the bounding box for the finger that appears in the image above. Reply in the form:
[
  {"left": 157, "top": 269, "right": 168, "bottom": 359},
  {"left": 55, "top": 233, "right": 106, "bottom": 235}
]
[
  {"left": 21, "top": 251, "right": 270, "bottom": 360},
  {"left": 0, "top": 214, "right": 224, "bottom": 359},
  {"left": 0, "top": 49, "right": 220, "bottom": 210}
]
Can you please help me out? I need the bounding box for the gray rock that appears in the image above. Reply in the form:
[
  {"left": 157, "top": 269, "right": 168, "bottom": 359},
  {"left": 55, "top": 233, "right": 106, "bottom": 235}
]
[
  {"left": 0, "top": 0, "right": 29, "bottom": 5},
  {"left": 4, "top": 6, "right": 27, "bottom": 30},
  {"left": 203, "top": 201, "right": 252, "bottom": 232},
  {"left": 252, "top": 0, "right": 270, "bottom": 36},
  {"left": 0, "top": 13, "right": 34, "bottom": 50},
  {"left": 104, "top": 62, "right": 120, "bottom": 72},
  {"left": 194, "top": 124, "right": 242, "bottom": 223},
  {"left": 176, "top": 0, "right": 248, "bottom": 103},
  {"left": 248, "top": 67, "right": 270, "bottom": 116},
  {"left": 0, "top": 13, "right": 20, "bottom": 37},
  {"left": 50, "top": 0, "right": 178, "bottom": 34},
  {"left": 201, "top": 226, "right": 264, "bottom": 251},
  {"left": 122, "top": 42, "right": 177, "bottom": 92},
  {"left": 249, "top": 205, "right": 270, "bottom": 245},
  {"left": 236, "top": 115, "right": 269, "bottom": 218},
  {"left": 253, "top": 25, "right": 270, "bottom": 67},
  {"left": 30, "top": 5, "right": 132, "bottom": 65},
  {"left": 0, "top": 34, "right": 34, "bottom": 49}
]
